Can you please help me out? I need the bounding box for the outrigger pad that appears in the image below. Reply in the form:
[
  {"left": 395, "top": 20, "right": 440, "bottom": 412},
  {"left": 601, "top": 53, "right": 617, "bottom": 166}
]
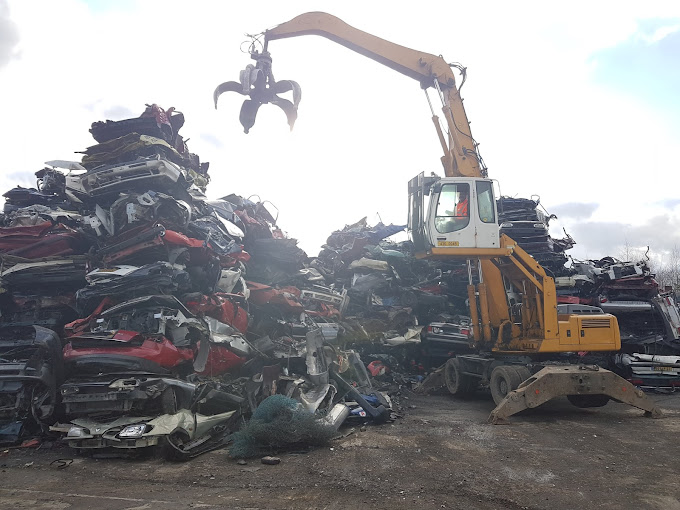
[{"left": 488, "top": 365, "right": 664, "bottom": 424}]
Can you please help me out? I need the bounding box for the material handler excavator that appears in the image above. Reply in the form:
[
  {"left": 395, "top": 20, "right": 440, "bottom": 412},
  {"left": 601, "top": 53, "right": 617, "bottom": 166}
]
[{"left": 214, "top": 12, "right": 662, "bottom": 422}]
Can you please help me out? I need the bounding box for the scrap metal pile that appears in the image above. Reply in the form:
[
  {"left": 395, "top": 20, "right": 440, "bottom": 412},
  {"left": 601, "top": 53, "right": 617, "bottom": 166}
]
[
  {"left": 0, "top": 105, "right": 404, "bottom": 456},
  {"left": 498, "top": 196, "right": 680, "bottom": 384},
  {"left": 498, "top": 196, "right": 575, "bottom": 276},
  {"left": 560, "top": 257, "right": 680, "bottom": 385}
]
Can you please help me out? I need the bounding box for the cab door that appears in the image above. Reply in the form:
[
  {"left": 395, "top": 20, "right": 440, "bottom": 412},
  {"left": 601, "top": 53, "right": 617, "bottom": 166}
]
[{"left": 473, "top": 179, "right": 500, "bottom": 248}]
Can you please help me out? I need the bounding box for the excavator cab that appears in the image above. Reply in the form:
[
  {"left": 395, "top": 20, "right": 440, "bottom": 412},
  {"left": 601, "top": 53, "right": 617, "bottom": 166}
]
[{"left": 409, "top": 172, "right": 499, "bottom": 254}]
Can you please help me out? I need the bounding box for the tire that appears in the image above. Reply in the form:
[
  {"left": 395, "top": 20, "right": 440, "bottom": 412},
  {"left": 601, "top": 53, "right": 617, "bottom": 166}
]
[
  {"left": 490, "top": 366, "right": 522, "bottom": 405},
  {"left": 161, "top": 430, "right": 191, "bottom": 461},
  {"left": 567, "top": 394, "right": 610, "bottom": 408},
  {"left": 444, "top": 358, "right": 475, "bottom": 396},
  {"left": 513, "top": 366, "right": 531, "bottom": 388},
  {"left": 161, "top": 387, "right": 179, "bottom": 415},
  {"left": 400, "top": 290, "right": 418, "bottom": 308},
  {"left": 31, "top": 383, "right": 57, "bottom": 424}
]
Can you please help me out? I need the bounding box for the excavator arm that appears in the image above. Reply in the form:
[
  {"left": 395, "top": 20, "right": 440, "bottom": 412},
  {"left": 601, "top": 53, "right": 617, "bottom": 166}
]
[{"left": 216, "top": 12, "right": 484, "bottom": 178}]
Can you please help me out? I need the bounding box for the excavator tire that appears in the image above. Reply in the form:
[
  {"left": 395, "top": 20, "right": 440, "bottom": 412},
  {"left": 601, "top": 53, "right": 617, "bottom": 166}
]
[
  {"left": 513, "top": 366, "right": 532, "bottom": 386},
  {"left": 490, "top": 366, "right": 522, "bottom": 405},
  {"left": 444, "top": 358, "right": 475, "bottom": 396},
  {"left": 567, "top": 394, "right": 610, "bottom": 408}
]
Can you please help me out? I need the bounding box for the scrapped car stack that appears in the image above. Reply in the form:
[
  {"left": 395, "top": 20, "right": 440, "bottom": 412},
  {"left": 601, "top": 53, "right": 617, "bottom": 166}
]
[
  {"left": 0, "top": 105, "right": 404, "bottom": 456},
  {"left": 559, "top": 257, "right": 680, "bottom": 385},
  {"left": 498, "top": 196, "right": 575, "bottom": 276}
]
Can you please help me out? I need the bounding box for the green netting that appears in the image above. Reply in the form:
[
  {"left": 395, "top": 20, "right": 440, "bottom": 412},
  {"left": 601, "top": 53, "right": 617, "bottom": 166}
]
[{"left": 229, "top": 395, "right": 336, "bottom": 458}]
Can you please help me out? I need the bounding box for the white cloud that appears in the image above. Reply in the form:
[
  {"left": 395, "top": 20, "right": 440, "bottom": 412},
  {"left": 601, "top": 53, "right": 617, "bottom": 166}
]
[
  {"left": 0, "top": 0, "right": 19, "bottom": 68},
  {"left": 638, "top": 23, "right": 680, "bottom": 44},
  {"left": 549, "top": 202, "right": 599, "bottom": 221}
]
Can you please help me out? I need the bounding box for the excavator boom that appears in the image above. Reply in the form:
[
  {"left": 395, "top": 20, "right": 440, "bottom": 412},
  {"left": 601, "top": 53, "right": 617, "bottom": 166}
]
[
  {"left": 265, "top": 12, "right": 483, "bottom": 178},
  {"left": 265, "top": 12, "right": 458, "bottom": 88},
  {"left": 215, "top": 12, "right": 484, "bottom": 178}
]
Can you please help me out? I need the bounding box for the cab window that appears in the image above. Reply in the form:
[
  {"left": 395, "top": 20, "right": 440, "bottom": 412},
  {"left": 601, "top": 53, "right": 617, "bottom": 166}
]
[{"left": 434, "top": 183, "right": 470, "bottom": 233}]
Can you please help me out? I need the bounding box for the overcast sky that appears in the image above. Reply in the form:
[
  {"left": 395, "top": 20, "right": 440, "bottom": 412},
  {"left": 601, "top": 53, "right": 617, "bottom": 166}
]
[{"left": 1, "top": 1, "right": 679, "bottom": 265}]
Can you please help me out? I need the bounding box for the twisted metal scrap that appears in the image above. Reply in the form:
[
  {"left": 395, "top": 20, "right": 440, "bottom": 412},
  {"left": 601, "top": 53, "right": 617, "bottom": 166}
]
[{"left": 214, "top": 50, "right": 301, "bottom": 134}]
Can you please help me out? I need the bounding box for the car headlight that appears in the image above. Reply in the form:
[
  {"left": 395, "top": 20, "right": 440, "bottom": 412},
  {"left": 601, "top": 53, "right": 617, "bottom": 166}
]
[
  {"left": 118, "top": 424, "right": 147, "bottom": 438},
  {"left": 67, "top": 426, "right": 87, "bottom": 437}
]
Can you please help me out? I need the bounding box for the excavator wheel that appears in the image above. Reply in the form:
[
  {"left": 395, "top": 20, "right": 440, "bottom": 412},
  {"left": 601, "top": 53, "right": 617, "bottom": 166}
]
[
  {"left": 513, "top": 366, "right": 532, "bottom": 386},
  {"left": 444, "top": 358, "right": 475, "bottom": 396},
  {"left": 567, "top": 394, "right": 610, "bottom": 408},
  {"left": 490, "top": 366, "right": 522, "bottom": 405}
]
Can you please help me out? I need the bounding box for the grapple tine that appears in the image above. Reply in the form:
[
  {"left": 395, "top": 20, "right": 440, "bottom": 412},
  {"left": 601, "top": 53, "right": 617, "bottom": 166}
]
[
  {"left": 271, "top": 97, "right": 298, "bottom": 131},
  {"left": 239, "top": 99, "right": 261, "bottom": 134},
  {"left": 213, "top": 81, "right": 246, "bottom": 109},
  {"left": 272, "top": 80, "right": 302, "bottom": 107}
]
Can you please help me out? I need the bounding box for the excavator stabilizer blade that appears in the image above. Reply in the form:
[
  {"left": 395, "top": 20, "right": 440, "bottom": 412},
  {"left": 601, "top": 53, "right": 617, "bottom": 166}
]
[{"left": 488, "top": 365, "right": 663, "bottom": 424}]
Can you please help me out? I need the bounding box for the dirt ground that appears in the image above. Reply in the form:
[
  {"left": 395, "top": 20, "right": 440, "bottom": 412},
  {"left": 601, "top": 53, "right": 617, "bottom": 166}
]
[{"left": 1, "top": 390, "right": 679, "bottom": 510}]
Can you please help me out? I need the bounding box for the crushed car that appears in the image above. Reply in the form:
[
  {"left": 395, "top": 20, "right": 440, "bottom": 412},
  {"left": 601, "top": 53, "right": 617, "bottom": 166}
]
[
  {"left": 0, "top": 325, "right": 64, "bottom": 445},
  {"left": 56, "top": 408, "right": 238, "bottom": 460}
]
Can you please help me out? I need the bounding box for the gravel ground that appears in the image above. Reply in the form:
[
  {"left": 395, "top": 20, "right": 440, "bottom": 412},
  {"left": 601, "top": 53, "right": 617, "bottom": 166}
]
[{"left": 1, "top": 390, "right": 679, "bottom": 510}]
